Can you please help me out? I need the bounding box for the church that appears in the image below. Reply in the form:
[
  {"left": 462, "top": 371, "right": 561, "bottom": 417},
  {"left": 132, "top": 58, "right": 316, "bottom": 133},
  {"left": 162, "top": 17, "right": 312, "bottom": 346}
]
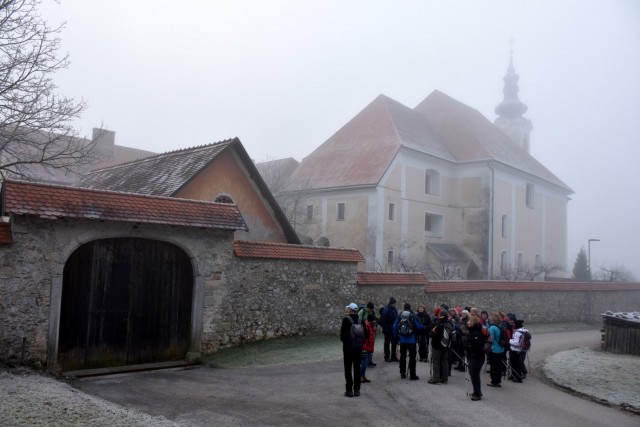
[{"left": 281, "top": 57, "right": 573, "bottom": 279}]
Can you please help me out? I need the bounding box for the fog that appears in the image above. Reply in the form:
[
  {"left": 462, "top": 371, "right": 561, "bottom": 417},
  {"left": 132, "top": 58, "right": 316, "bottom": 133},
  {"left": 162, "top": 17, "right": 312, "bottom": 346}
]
[{"left": 40, "top": 1, "right": 640, "bottom": 278}]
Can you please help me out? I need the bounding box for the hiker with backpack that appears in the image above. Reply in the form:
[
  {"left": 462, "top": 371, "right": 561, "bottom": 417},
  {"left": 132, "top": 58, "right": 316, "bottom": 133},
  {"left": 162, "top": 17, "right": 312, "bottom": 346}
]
[
  {"left": 428, "top": 308, "right": 452, "bottom": 384},
  {"left": 465, "top": 315, "right": 487, "bottom": 400},
  {"left": 509, "top": 319, "right": 530, "bottom": 382},
  {"left": 392, "top": 305, "right": 425, "bottom": 380},
  {"left": 340, "top": 303, "right": 369, "bottom": 397},
  {"left": 487, "top": 312, "right": 505, "bottom": 387},
  {"left": 379, "top": 297, "right": 399, "bottom": 362}
]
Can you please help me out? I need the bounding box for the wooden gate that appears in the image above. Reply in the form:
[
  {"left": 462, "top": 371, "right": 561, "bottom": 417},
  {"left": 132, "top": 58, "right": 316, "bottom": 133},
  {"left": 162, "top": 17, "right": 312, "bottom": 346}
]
[{"left": 58, "top": 238, "right": 193, "bottom": 370}]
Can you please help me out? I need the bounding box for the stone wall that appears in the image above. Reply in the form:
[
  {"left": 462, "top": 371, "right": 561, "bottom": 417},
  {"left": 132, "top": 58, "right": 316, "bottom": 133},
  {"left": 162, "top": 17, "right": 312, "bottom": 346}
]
[{"left": 2, "top": 216, "right": 639, "bottom": 368}]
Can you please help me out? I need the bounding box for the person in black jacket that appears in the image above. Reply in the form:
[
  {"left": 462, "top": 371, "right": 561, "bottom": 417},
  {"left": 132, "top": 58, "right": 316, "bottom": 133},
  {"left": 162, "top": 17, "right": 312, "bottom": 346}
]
[
  {"left": 380, "top": 297, "right": 398, "bottom": 362},
  {"left": 465, "top": 315, "right": 487, "bottom": 400},
  {"left": 340, "top": 303, "right": 368, "bottom": 397},
  {"left": 416, "top": 304, "right": 431, "bottom": 362},
  {"left": 428, "top": 309, "right": 451, "bottom": 384}
]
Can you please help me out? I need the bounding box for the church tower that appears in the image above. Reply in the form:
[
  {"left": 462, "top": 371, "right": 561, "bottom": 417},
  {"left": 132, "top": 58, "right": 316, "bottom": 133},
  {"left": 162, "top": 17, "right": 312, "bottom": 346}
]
[{"left": 494, "top": 49, "right": 533, "bottom": 153}]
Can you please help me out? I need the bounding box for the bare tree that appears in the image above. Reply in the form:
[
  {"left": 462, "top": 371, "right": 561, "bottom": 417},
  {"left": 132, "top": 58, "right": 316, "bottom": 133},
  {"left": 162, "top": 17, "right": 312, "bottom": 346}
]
[
  {"left": 593, "top": 264, "right": 637, "bottom": 282},
  {"left": 255, "top": 156, "right": 316, "bottom": 238},
  {"left": 0, "top": 0, "right": 98, "bottom": 180}
]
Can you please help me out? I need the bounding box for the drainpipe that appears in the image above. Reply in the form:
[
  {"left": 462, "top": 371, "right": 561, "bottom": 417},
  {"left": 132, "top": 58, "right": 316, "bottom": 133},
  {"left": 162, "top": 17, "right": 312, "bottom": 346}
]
[{"left": 488, "top": 163, "right": 495, "bottom": 279}]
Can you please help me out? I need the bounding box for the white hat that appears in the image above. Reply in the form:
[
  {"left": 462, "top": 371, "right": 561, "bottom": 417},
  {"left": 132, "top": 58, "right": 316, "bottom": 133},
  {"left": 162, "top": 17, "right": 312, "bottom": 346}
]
[{"left": 346, "top": 303, "right": 359, "bottom": 311}]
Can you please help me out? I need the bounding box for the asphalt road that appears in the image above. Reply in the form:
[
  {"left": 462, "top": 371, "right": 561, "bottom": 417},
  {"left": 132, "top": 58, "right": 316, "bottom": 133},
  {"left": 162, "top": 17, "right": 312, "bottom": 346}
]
[{"left": 74, "top": 329, "right": 638, "bottom": 427}]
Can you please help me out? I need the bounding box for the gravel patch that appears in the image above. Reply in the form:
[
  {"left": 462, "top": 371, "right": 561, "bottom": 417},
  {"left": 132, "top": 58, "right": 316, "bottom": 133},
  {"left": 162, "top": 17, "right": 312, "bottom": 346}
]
[
  {"left": 543, "top": 346, "right": 640, "bottom": 413},
  {"left": 0, "top": 369, "right": 178, "bottom": 427}
]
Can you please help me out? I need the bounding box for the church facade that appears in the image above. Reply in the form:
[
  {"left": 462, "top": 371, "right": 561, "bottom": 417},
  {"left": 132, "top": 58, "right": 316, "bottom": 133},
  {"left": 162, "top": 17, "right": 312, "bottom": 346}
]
[{"left": 283, "top": 59, "right": 573, "bottom": 279}]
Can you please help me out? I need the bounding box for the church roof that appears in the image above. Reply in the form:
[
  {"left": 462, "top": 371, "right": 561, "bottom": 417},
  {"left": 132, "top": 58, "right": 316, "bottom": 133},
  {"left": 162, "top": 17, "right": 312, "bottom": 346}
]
[{"left": 287, "top": 90, "right": 571, "bottom": 193}]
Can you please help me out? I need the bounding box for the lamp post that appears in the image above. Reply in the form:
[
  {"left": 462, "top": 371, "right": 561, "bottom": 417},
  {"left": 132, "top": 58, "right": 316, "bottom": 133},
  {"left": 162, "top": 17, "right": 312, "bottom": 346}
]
[{"left": 588, "top": 238, "right": 600, "bottom": 280}]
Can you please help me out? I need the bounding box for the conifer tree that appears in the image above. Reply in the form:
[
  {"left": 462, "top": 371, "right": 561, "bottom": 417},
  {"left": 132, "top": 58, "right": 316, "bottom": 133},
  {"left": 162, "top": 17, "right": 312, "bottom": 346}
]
[{"left": 572, "top": 247, "right": 590, "bottom": 281}]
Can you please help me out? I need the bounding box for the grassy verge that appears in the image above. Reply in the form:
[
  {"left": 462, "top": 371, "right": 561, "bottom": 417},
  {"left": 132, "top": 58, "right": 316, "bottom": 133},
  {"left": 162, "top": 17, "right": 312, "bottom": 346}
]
[{"left": 200, "top": 322, "right": 599, "bottom": 369}]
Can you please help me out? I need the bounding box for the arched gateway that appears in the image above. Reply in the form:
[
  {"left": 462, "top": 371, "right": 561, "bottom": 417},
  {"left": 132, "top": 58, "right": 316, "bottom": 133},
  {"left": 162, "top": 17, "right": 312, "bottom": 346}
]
[{"left": 58, "top": 237, "right": 194, "bottom": 371}]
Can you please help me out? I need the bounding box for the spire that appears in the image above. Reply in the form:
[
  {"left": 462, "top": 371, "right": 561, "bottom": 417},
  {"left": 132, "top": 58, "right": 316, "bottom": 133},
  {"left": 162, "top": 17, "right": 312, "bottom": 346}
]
[
  {"left": 493, "top": 40, "right": 533, "bottom": 153},
  {"left": 495, "top": 42, "right": 528, "bottom": 118}
]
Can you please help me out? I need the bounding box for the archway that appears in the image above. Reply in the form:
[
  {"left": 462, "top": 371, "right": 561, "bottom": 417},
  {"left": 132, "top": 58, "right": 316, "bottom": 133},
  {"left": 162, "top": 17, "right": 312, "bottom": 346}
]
[{"left": 58, "top": 237, "right": 194, "bottom": 370}]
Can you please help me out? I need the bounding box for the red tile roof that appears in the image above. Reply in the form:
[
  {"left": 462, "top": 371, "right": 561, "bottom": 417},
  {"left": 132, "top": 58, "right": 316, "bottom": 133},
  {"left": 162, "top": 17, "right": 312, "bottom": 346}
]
[
  {"left": 427, "top": 281, "right": 640, "bottom": 292},
  {"left": 357, "top": 272, "right": 430, "bottom": 286},
  {"left": 287, "top": 91, "right": 571, "bottom": 194},
  {"left": 233, "top": 240, "right": 364, "bottom": 263},
  {"left": 0, "top": 221, "right": 12, "bottom": 244},
  {"left": 2, "top": 179, "right": 248, "bottom": 230}
]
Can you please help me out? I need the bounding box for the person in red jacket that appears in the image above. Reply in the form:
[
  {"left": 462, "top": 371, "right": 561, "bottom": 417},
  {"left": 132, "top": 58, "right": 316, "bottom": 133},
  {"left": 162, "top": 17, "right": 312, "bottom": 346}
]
[{"left": 360, "top": 314, "right": 377, "bottom": 383}]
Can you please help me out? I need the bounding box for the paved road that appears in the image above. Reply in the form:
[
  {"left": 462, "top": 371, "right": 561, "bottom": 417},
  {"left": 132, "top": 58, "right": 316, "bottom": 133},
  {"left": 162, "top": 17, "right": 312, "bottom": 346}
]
[{"left": 74, "top": 329, "right": 638, "bottom": 426}]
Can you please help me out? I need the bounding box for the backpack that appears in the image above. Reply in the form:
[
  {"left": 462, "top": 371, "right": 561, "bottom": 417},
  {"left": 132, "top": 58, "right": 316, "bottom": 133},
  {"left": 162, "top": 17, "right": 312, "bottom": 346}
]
[
  {"left": 398, "top": 317, "right": 414, "bottom": 336},
  {"left": 348, "top": 316, "right": 365, "bottom": 348},
  {"left": 521, "top": 330, "right": 532, "bottom": 351},
  {"left": 441, "top": 324, "right": 452, "bottom": 348},
  {"left": 497, "top": 324, "right": 508, "bottom": 348}
]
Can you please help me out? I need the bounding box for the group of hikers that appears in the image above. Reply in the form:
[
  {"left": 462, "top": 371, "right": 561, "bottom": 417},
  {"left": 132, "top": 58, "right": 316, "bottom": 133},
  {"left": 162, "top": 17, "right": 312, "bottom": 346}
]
[{"left": 340, "top": 297, "right": 532, "bottom": 401}]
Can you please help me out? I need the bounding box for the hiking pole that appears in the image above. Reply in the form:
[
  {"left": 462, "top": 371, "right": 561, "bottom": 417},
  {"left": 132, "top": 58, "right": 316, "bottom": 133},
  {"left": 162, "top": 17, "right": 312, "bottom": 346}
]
[{"left": 464, "top": 356, "right": 470, "bottom": 397}]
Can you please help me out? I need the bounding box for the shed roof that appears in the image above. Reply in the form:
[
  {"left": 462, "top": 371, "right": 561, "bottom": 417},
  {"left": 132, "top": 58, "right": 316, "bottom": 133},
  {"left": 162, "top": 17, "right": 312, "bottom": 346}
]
[
  {"left": 1, "top": 179, "right": 248, "bottom": 231},
  {"left": 234, "top": 240, "right": 364, "bottom": 263}
]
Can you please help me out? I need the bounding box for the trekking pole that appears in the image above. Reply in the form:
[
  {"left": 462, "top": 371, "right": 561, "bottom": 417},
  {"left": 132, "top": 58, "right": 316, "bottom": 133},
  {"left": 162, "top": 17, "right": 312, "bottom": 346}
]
[
  {"left": 429, "top": 352, "right": 433, "bottom": 380},
  {"left": 464, "top": 356, "right": 470, "bottom": 397}
]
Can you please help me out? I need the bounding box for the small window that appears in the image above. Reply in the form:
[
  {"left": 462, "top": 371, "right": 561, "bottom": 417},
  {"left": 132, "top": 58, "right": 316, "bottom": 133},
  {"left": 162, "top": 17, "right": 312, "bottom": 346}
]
[
  {"left": 424, "top": 212, "right": 444, "bottom": 238},
  {"left": 388, "top": 202, "right": 395, "bottom": 221},
  {"left": 336, "top": 202, "right": 346, "bottom": 221},
  {"left": 387, "top": 250, "right": 394, "bottom": 265},
  {"left": 501, "top": 214, "right": 508, "bottom": 238},
  {"left": 535, "top": 254, "right": 541, "bottom": 267},
  {"left": 425, "top": 169, "right": 441, "bottom": 196},
  {"left": 306, "top": 205, "right": 313, "bottom": 222},
  {"left": 517, "top": 253, "right": 524, "bottom": 271},
  {"left": 526, "top": 183, "right": 535, "bottom": 208},
  {"left": 215, "top": 195, "right": 234, "bottom": 204}
]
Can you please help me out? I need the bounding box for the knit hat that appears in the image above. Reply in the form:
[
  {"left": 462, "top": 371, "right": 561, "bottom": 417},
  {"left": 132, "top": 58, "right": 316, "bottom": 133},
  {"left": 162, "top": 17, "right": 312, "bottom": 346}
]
[
  {"left": 403, "top": 303, "right": 411, "bottom": 311},
  {"left": 461, "top": 310, "right": 470, "bottom": 317},
  {"left": 389, "top": 297, "right": 397, "bottom": 305},
  {"left": 515, "top": 319, "right": 524, "bottom": 328},
  {"left": 366, "top": 302, "right": 374, "bottom": 309},
  {"left": 507, "top": 313, "right": 517, "bottom": 321}
]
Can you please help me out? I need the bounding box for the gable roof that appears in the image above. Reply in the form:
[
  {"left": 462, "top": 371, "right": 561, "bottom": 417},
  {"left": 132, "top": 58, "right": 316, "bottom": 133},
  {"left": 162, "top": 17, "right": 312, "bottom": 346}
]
[
  {"left": 1, "top": 179, "right": 248, "bottom": 230},
  {"left": 76, "top": 138, "right": 300, "bottom": 244},
  {"left": 234, "top": 240, "right": 364, "bottom": 263},
  {"left": 414, "top": 91, "right": 571, "bottom": 192},
  {"left": 287, "top": 90, "right": 571, "bottom": 193}
]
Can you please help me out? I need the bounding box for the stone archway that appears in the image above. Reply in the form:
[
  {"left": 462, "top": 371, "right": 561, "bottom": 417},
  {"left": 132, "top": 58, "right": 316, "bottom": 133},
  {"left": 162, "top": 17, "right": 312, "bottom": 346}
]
[{"left": 57, "top": 237, "right": 194, "bottom": 371}]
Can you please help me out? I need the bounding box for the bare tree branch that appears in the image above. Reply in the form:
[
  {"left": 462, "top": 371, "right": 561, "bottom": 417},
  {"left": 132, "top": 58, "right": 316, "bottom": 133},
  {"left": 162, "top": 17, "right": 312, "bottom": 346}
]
[{"left": 0, "top": 0, "right": 98, "bottom": 180}]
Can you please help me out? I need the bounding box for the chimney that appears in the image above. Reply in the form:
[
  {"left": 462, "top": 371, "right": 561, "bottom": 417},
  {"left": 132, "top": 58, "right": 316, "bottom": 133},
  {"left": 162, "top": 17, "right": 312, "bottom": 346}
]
[{"left": 92, "top": 128, "right": 115, "bottom": 159}]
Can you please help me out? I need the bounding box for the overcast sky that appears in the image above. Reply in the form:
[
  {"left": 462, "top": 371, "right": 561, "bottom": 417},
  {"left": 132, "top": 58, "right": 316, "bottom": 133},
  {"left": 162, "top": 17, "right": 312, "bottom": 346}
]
[{"left": 41, "top": 0, "right": 640, "bottom": 278}]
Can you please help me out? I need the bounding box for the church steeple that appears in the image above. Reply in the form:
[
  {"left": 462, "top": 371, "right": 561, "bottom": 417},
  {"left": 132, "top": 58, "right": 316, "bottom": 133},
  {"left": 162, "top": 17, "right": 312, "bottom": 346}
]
[{"left": 494, "top": 43, "right": 533, "bottom": 153}]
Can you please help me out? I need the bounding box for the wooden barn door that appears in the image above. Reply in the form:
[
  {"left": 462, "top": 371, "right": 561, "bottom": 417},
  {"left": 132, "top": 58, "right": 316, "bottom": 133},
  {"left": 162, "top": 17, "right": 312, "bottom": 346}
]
[{"left": 58, "top": 238, "right": 193, "bottom": 371}]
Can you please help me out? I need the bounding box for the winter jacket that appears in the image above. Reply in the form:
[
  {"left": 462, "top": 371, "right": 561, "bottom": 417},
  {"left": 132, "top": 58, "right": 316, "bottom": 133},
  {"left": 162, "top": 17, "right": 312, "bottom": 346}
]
[
  {"left": 429, "top": 320, "right": 452, "bottom": 351},
  {"left": 340, "top": 313, "right": 368, "bottom": 350},
  {"left": 488, "top": 324, "right": 504, "bottom": 354},
  {"left": 392, "top": 313, "right": 424, "bottom": 344},
  {"left": 509, "top": 327, "right": 529, "bottom": 352},
  {"left": 380, "top": 305, "right": 398, "bottom": 335},
  {"left": 465, "top": 324, "right": 487, "bottom": 361},
  {"left": 416, "top": 311, "right": 432, "bottom": 335},
  {"left": 363, "top": 320, "right": 376, "bottom": 352}
]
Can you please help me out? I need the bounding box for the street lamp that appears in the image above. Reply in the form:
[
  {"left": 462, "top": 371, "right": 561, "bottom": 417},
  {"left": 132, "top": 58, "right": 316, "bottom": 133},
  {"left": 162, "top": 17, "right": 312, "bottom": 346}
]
[{"left": 588, "top": 238, "right": 600, "bottom": 280}]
